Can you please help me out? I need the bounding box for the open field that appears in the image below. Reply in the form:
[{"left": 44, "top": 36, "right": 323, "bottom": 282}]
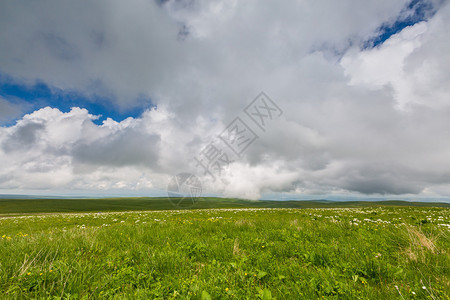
[{"left": 0, "top": 206, "right": 449, "bottom": 299}]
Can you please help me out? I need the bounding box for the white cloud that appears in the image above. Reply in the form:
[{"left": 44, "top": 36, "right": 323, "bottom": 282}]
[
  {"left": 1, "top": 0, "right": 450, "bottom": 200},
  {"left": 341, "top": 2, "right": 450, "bottom": 109}
]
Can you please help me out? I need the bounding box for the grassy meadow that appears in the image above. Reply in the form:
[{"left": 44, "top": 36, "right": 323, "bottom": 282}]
[
  {"left": 1, "top": 197, "right": 449, "bottom": 215},
  {"left": 0, "top": 205, "right": 449, "bottom": 299}
]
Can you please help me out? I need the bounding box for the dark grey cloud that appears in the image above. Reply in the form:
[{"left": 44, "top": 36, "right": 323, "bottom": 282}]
[
  {"left": 0, "top": 97, "right": 24, "bottom": 124},
  {"left": 37, "top": 32, "right": 82, "bottom": 61},
  {"left": 72, "top": 128, "right": 161, "bottom": 168},
  {"left": 2, "top": 122, "right": 45, "bottom": 152}
]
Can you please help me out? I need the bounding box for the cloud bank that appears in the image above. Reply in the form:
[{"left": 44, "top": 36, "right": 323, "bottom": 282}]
[{"left": 1, "top": 0, "right": 450, "bottom": 199}]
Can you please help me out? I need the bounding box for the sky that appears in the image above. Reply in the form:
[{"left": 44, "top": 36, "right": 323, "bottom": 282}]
[{"left": 1, "top": 0, "right": 450, "bottom": 201}]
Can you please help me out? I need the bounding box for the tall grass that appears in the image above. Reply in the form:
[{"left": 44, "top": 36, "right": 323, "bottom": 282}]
[{"left": 0, "top": 207, "right": 449, "bottom": 299}]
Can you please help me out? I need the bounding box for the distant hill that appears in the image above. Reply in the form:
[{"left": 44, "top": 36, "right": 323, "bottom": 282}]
[{"left": 0, "top": 197, "right": 449, "bottom": 216}]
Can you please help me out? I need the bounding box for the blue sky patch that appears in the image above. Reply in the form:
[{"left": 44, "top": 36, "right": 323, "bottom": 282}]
[
  {"left": 365, "top": 0, "right": 441, "bottom": 48},
  {"left": 0, "top": 77, "right": 155, "bottom": 126}
]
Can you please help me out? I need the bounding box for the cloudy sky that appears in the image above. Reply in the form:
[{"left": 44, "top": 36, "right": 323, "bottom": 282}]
[{"left": 1, "top": 0, "right": 450, "bottom": 200}]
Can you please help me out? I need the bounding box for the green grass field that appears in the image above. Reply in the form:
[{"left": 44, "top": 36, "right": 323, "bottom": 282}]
[
  {"left": 0, "top": 197, "right": 449, "bottom": 216},
  {"left": 0, "top": 204, "right": 449, "bottom": 299}
]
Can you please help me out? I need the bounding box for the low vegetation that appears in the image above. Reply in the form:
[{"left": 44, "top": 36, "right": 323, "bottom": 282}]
[{"left": 0, "top": 206, "right": 449, "bottom": 299}]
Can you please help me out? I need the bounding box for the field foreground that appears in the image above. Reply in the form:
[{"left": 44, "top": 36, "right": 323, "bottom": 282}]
[{"left": 0, "top": 207, "right": 449, "bottom": 299}]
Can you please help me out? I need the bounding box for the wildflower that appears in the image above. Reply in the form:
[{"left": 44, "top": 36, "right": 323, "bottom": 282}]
[
  {"left": 40, "top": 273, "right": 43, "bottom": 276},
  {"left": 27, "top": 272, "right": 31, "bottom": 275},
  {"left": 245, "top": 273, "right": 247, "bottom": 275},
  {"left": 225, "top": 288, "right": 229, "bottom": 292},
  {"left": 412, "top": 292, "right": 416, "bottom": 295},
  {"left": 261, "top": 246, "right": 265, "bottom": 248},
  {"left": 49, "top": 270, "right": 53, "bottom": 272},
  {"left": 422, "top": 286, "right": 426, "bottom": 290}
]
